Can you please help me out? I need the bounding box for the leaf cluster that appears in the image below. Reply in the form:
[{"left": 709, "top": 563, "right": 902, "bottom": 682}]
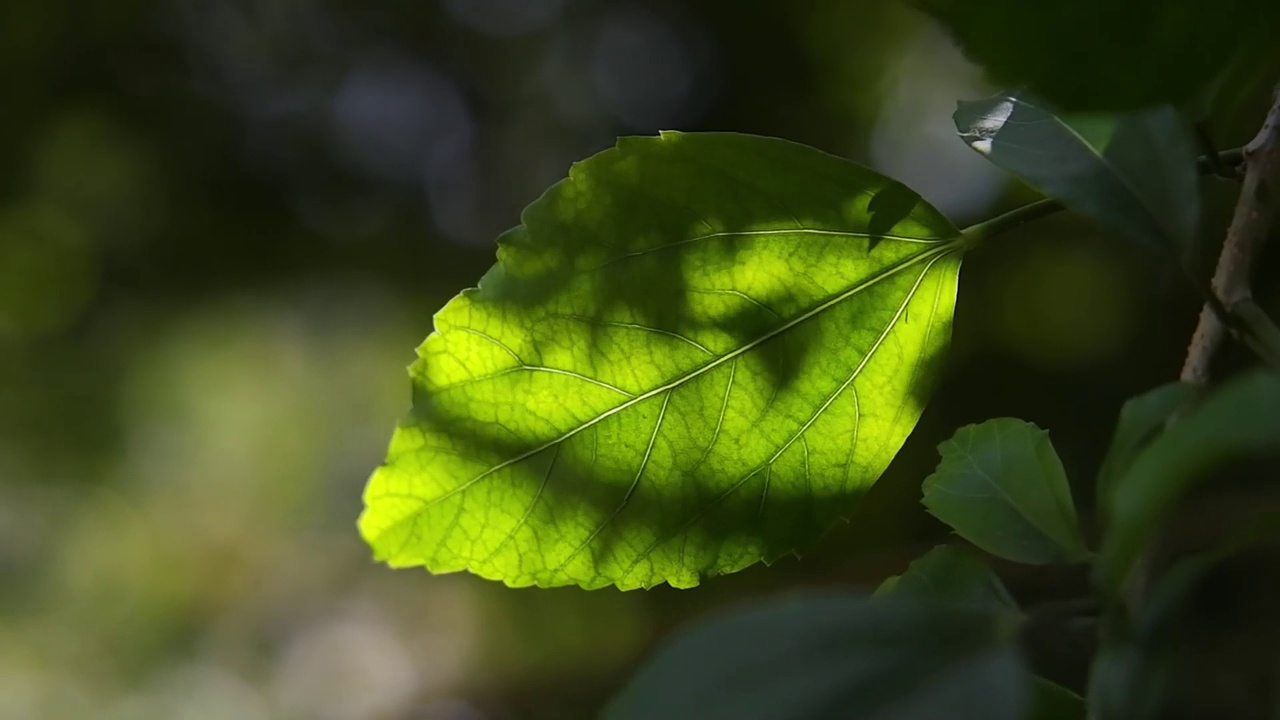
[{"left": 359, "top": 8, "right": 1280, "bottom": 717}]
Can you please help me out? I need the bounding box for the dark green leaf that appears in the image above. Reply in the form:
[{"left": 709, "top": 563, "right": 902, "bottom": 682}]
[
  {"left": 875, "top": 544, "right": 1018, "bottom": 611},
  {"left": 1031, "top": 676, "right": 1086, "bottom": 720},
  {"left": 1093, "top": 510, "right": 1280, "bottom": 719},
  {"left": 922, "top": 419, "right": 1090, "bottom": 565},
  {"left": 874, "top": 550, "right": 1084, "bottom": 719},
  {"left": 1089, "top": 549, "right": 1222, "bottom": 720},
  {"left": 1098, "top": 513, "right": 1280, "bottom": 719},
  {"left": 1096, "top": 382, "right": 1198, "bottom": 512},
  {"left": 602, "top": 592, "right": 1028, "bottom": 720},
  {"left": 1088, "top": 639, "right": 1165, "bottom": 720},
  {"left": 917, "top": 0, "right": 1280, "bottom": 111},
  {"left": 360, "top": 132, "right": 964, "bottom": 589},
  {"left": 955, "top": 96, "right": 1199, "bottom": 258},
  {"left": 1098, "top": 371, "right": 1280, "bottom": 592}
]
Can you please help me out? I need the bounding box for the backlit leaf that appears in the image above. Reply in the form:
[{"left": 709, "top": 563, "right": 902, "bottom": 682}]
[{"left": 360, "top": 132, "right": 963, "bottom": 589}]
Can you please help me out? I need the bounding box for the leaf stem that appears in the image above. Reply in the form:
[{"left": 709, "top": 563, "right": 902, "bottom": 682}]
[
  {"left": 957, "top": 137, "right": 1280, "bottom": 375},
  {"left": 1195, "top": 123, "right": 1247, "bottom": 180},
  {"left": 959, "top": 198, "right": 1062, "bottom": 247}
]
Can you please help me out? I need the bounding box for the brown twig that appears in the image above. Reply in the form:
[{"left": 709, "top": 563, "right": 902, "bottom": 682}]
[{"left": 1181, "top": 86, "right": 1280, "bottom": 384}]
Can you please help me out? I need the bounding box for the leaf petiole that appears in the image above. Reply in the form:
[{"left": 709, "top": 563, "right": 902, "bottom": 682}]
[{"left": 959, "top": 198, "right": 1062, "bottom": 248}]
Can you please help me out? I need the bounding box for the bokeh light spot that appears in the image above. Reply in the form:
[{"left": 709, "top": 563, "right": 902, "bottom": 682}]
[
  {"left": 868, "top": 22, "right": 1005, "bottom": 223},
  {"left": 987, "top": 234, "right": 1137, "bottom": 369},
  {"left": 331, "top": 59, "right": 473, "bottom": 184},
  {"left": 28, "top": 109, "right": 163, "bottom": 246},
  {"left": 589, "top": 7, "right": 713, "bottom": 132}
]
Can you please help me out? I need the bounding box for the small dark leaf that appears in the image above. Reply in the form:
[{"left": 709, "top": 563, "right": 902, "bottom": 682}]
[
  {"left": 602, "top": 592, "right": 1028, "bottom": 720},
  {"left": 1096, "top": 382, "right": 1198, "bottom": 512},
  {"left": 954, "top": 95, "right": 1199, "bottom": 260},
  {"left": 923, "top": 419, "right": 1090, "bottom": 565},
  {"left": 875, "top": 545, "right": 1019, "bottom": 611}
]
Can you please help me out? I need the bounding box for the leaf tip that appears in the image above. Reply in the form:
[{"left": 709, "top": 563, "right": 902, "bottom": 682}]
[{"left": 955, "top": 97, "right": 1016, "bottom": 156}]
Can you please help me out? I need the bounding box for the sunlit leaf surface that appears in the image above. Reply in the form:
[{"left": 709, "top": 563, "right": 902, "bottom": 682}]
[{"left": 360, "top": 132, "right": 962, "bottom": 589}]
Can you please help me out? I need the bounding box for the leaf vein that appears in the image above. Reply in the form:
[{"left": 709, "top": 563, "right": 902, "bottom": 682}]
[
  {"left": 392, "top": 242, "right": 956, "bottom": 515},
  {"left": 553, "top": 391, "right": 672, "bottom": 577},
  {"left": 547, "top": 313, "right": 715, "bottom": 355},
  {"left": 596, "top": 228, "right": 943, "bottom": 270},
  {"left": 618, "top": 252, "right": 949, "bottom": 575}
]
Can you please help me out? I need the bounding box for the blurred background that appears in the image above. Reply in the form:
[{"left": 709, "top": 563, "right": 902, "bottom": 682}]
[{"left": 1, "top": 1, "right": 1276, "bottom": 718}]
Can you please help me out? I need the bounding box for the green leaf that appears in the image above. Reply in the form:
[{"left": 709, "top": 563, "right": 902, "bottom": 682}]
[
  {"left": 1088, "top": 640, "right": 1164, "bottom": 720},
  {"left": 917, "top": 0, "right": 1280, "bottom": 112},
  {"left": 360, "top": 132, "right": 964, "bottom": 589},
  {"left": 602, "top": 592, "right": 1028, "bottom": 720},
  {"left": 955, "top": 95, "right": 1199, "bottom": 259},
  {"left": 1098, "top": 371, "right": 1280, "bottom": 592},
  {"left": 1095, "top": 382, "right": 1197, "bottom": 513},
  {"left": 922, "top": 419, "right": 1090, "bottom": 565},
  {"left": 1031, "top": 677, "right": 1086, "bottom": 720},
  {"left": 1092, "top": 508, "right": 1280, "bottom": 719},
  {"left": 875, "top": 544, "right": 1019, "bottom": 611},
  {"left": 1093, "top": 513, "right": 1280, "bottom": 719},
  {"left": 1088, "top": 550, "right": 1214, "bottom": 720},
  {"left": 876, "top": 550, "right": 1084, "bottom": 719}
]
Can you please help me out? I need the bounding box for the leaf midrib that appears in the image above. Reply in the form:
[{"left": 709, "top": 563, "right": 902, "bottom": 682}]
[
  {"left": 390, "top": 238, "right": 962, "bottom": 514},
  {"left": 612, "top": 250, "right": 952, "bottom": 580}
]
